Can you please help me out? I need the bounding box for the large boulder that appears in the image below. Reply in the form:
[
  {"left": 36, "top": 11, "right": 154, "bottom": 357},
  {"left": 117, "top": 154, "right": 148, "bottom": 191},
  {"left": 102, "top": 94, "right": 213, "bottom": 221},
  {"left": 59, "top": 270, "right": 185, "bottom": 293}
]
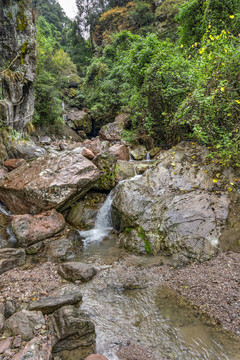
[
  {"left": 99, "top": 122, "right": 124, "bottom": 141},
  {"left": 112, "top": 142, "right": 240, "bottom": 262},
  {"left": 67, "top": 110, "right": 92, "bottom": 135},
  {"left": 44, "top": 237, "right": 78, "bottom": 262},
  {"left": 58, "top": 262, "right": 97, "bottom": 283},
  {"left": 0, "top": 248, "right": 26, "bottom": 275},
  {"left": 48, "top": 305, "right": 96, "bottom": 353},
  {"left": 11, "top": 209, "right": 65, "bottom": 247},
  {"left": 0, "top": 148, "right": 100, "bottom": 214},
  {"left": 5, "top": 310, "right": 45, "bottom": 341}
]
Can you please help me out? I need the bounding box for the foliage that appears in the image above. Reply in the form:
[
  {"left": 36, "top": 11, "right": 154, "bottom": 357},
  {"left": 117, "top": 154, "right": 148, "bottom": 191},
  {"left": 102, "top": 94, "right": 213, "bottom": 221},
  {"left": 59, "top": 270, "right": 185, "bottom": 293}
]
[{"left": 33, "top": 16, "right": 80, "bottom": 128}]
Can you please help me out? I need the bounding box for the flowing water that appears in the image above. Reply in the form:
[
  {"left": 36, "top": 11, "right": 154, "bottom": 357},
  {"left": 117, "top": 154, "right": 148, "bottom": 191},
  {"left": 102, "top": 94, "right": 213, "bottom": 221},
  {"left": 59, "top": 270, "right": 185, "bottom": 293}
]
[{"left": 76, "top": 182, "right": 240, "bottom": 360}]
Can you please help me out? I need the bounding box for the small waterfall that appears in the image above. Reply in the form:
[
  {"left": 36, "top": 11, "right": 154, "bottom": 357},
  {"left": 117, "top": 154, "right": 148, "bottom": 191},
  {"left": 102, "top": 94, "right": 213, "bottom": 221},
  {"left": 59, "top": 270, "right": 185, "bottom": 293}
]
[
  {"left": 62, "top": 114, "right": 67, "bottom": 121},
  {"left": 0, "top": 201, "right": 12, "bottom": 216},
  {"left": 79, "top": 192, "right": 115, "bottom": 243},
  {"left": 129, "top": 154, "right": 134, "bottom": 162},
  {"left": 146, "top": 152, "right": 151, "bottom": 161},
  {"left": 62, "top": 101, "right": 65, "bottom": 111},
  {"left": 80, "top": 174, "right": 142, "bottom": 244}
]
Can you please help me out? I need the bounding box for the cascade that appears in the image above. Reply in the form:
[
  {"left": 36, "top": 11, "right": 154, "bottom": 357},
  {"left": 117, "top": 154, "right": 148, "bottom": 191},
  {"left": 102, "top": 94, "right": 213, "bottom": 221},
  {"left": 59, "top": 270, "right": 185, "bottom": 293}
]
[
  {"left": 79, "top": 174, "right": 142, "bottom": 244},
  {"left": 146, "top": 152, "right": 151, "bottom": 161}
]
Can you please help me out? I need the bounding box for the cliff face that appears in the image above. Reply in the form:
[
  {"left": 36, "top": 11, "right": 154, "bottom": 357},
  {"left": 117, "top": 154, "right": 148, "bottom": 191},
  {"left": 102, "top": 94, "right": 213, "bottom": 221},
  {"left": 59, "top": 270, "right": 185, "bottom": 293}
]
[{"left": 0, "top": 0, "right": 36, "bottom": 129}]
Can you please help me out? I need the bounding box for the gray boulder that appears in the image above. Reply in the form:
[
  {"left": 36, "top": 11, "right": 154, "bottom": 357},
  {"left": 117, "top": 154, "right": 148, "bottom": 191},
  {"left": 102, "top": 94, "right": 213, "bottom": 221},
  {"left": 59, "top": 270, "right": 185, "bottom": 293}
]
[
  {"left": 5, "top": 310, "right": 45, "bottom": 341},
  {"left": 99, "top": 122, "right": 124, "bottom": 141},
  {"left": 67, "top": 110, "right": 92, "bottom": 135},
  {"left": 130, "top": 146, "right": 147, "bottom": 160},
  {"left": 11, "top": 336, "right": 52, "bottom": 360},
  {"left": 10, "top": 141, "right": 46, "bottom": 160},
  {"left": 112, "top": 142, "right": 240, "bottom": 262},
  {"left": 28, "top": 285, "right": 82, "bottom": 314},
  {"left": 58, "top": 262, "right": 97, "bottom": 283},
  {"left": 0, "top": 148, "right": 100, "bottom": 214},
  {"left": 44, "top": 237, "right": 79, "bottom": 262},
  {"left": 0, "top": 248, "right": 26, "bottom": 275},
  {"left": 48, "top": 305, "right": 96, "bottom": 353}
]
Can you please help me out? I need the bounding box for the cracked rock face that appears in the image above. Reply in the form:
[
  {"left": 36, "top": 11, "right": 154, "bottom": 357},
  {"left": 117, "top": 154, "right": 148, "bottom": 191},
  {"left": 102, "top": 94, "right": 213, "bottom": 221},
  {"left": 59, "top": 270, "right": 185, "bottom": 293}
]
[
  {"left": 0, "top": 0, "right": 36, "bottom": 129},
  {"left": 112, "top": 142, "right": 240, "bottom": 263},
  {"left": 0, "top": 148, "right": 100, "bottom": 214}
]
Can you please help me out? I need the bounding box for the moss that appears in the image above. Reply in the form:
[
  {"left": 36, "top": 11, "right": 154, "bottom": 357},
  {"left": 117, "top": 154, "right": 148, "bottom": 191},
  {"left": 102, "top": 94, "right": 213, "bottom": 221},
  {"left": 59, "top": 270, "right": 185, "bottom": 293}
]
[
  {"left": 8, "top": 12, "right": 13, "bottom": 19},
  {"left": 144, "top": 240, "right": 151, "bottom": 254},
  {"left": 20, "top": 42, "right": 28, "bottom": 64},
  {"left": 16, "top": 9, "right": 27, "bottom": 31}
]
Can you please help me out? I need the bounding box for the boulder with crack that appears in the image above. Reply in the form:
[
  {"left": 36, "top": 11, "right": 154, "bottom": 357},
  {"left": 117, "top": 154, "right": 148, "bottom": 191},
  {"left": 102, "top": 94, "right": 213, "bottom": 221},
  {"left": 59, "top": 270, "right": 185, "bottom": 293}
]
[{"left": 0, "top": 148, "right": 100, "bottom": 214}]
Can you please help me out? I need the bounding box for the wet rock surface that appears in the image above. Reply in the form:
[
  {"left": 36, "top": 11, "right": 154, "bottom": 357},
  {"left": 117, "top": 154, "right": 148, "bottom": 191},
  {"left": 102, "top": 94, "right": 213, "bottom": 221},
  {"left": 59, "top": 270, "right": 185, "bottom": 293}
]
[
  {"left": 12, "top": 210, "right": 65, "bottom": 247},
  {"left": 112, "top": 142, "right": 240, "bottom": 262},
  {"left": 58, "top": 262, "right": 97, "bottom": 283},
  {"left": 0, "top": 149, "right": 100, "bottom": 214}
]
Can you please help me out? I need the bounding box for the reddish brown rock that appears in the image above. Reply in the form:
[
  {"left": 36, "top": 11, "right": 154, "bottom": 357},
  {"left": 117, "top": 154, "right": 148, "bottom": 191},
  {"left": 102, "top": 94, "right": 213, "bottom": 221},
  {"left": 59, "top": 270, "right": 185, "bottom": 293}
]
[
  {"left": 0, "top": 337, "right": 14, "bottom": 354},
  {"left": 11, "top": 209, "right": 65, "bottom": 247},
  {"left": 85, "top": 355, "right": 108, "bottom": 360},
  {"left": 109, "top": 144, "right": 129, "bottom": 161},
  {"left": 0, "top": 149, "right": 100, "bottom": 214},
  {"left": 0, "top": 167, "right": 8, "bottom": 179},
  {"left": 86, "top": 139, "right": 101, "bottom": 155},
  {"left": 82, "top": 148, "right": 95, "bottom": 160},
  {"left": 4, "top": 159, "right": 26, "bottom": 171},
  {"left": 11, "top": 335, "right": 52, "bottom": 360}
]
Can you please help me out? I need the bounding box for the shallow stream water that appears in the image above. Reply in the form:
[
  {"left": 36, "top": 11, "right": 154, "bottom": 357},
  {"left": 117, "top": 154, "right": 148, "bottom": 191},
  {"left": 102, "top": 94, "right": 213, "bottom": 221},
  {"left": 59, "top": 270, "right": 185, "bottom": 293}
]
[{"left": 75, "top": 175, "right": 240, "bottom": 360}]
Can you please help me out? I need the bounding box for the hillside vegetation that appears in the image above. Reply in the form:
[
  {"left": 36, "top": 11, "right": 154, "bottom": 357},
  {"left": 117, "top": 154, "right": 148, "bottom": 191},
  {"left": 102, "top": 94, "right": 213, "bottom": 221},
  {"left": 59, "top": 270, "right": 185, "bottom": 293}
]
[{"left": 35, "top": 0, "right": 240, "bottom": 168}]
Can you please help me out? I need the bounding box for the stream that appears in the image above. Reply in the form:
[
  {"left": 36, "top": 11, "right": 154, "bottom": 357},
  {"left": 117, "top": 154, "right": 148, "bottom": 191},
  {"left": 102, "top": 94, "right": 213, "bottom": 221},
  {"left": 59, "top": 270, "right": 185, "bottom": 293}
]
[{"left": 76, "top": 177, "right": 240, "bottom": 360}]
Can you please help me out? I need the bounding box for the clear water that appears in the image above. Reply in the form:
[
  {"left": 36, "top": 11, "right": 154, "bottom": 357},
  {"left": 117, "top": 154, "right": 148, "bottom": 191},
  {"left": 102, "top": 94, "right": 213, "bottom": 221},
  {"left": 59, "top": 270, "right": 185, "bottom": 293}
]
[{"left": 75, "top": 177, "right": 240, "bottom": 360}]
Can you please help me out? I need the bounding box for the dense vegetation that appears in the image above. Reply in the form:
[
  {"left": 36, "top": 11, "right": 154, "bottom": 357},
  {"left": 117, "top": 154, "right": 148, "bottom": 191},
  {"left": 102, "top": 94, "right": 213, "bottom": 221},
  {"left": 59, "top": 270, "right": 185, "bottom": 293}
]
[{"left": 35, "top": 0, "right": 240, "bottom": 167}]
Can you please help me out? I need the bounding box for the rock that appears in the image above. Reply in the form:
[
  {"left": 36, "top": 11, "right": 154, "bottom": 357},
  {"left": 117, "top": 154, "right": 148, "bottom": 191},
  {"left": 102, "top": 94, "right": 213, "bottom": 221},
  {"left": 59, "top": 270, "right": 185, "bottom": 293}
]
[
  {"left": 85, "top": 355, "right": 108, "bottom": 360},
  {"left": 44, "top": 237, "right": 78, "bottom": 262},
  {"left": 0, "top": 314, "right": 4, "bottom": 333},
  {"left": 4, "top": 159, "right": 26, "bottom": 171},
  {"left": 0, "top": 167, "right": 8, "bottom": 180},
  {"left": 49, "top": 305, "right": 96, "bottom": 353},
  {"left": 10, "top": 141, "right": 46, "bottom": 160},
  {"left": 59, "top": 123, "right": 83, "bottom": 142},
  {"left": 109, "top": 144, "right": 129, "bottom": 161},
  {"left": 12, "top": 209, "right": 65, "bottom": 247},
  {"left": 25, "top": 241, "right": 44, "bottom": 255},
  {"left": 67, "top": 192, "right": 107, "bottom": 228},
  {"left": 135, "top": 163, "right": 150, "bottom": 174},
  {"left": 0, "top": 0, "right": 36, "bottom": 129},
  {"left": 58, "top": 262, "right": 97, "bottom": 283},
  {"left": 149, "top": 147, "right": 161, "bottom": 158},
  {"left": 11, "top": 335, "right": 52, "bottom": 360},
  {"left": 0, "top": 248, "right": 26, "bottom": 275},
  {"left": 67, "top": 110, "right": 92, "bottom": 135},
  {"left": 115, "top": 160, "right": 135, "bottom": 181},
  {"left": 130, "top": 146, "right": 147, "bottom": 160},
  {"left": 28, "top": 285, "right": 82, "bottom": 314},
  {"left": 0, "top": 213, "right": 12, "bottom": 249},
  {"left": 112, "top": 142, "right": 239, "bottom": 262},
  {"left": 0, "top": 148, "right": 100, "bottom": 214},
  {"left": 77, "top": 130, "right": 87, "bottom": 140},
  {"left": 93, "top": 153, "right": 117, "bottom": 190},
  {"left": 4, "top": 300, "right": 17, "bottom": 319},
  {"left": 82, "top": 148, "right": 95, "bottom": 160},
  {"left": 86, "top": 139, "right": 101, "bottom": 156},
  {"left": 0, "top": 337, "right": 14, "bottom": 354},
  {"left": 12, "top": 335, "right": 22, "bottom": 348},
  {"left": 114, "top": 113, "right": 130, "bottom": 126},
  {"left": 99, "top": 122, "right": 124, "bottom": 141},
  {"left": 5, "top": 310, "right": 45, "bottom": 341}
]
